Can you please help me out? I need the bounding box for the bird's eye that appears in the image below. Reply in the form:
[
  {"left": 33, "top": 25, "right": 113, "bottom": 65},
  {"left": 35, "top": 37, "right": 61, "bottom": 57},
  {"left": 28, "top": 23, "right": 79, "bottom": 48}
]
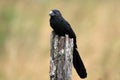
[{"left": 53, "top": 11, "right": 56, "bottom": 14}]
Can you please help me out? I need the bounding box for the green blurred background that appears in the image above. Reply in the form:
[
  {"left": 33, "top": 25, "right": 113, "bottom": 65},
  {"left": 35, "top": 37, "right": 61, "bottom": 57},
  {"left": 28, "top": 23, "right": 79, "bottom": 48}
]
[{"left": 0, "top": 0, "right": 120, "bottom": 80}]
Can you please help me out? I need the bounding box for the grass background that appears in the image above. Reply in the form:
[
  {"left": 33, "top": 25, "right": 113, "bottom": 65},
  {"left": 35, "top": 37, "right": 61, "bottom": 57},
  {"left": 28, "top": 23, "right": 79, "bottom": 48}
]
[{"left": 0, "top": 0, "right": 120, "bottom": 80}]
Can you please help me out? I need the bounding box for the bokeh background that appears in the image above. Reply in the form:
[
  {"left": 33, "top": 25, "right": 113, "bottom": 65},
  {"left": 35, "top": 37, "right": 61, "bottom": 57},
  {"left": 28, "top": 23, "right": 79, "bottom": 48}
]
[{"left": 0, "top": 0, "right": 120, "bottom": 80}]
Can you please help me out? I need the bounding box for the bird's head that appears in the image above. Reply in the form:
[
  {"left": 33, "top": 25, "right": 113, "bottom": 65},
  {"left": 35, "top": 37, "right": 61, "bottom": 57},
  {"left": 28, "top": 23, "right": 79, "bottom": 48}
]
[{"left": 49, "top": 9, "right": 62, "bottom": 17}]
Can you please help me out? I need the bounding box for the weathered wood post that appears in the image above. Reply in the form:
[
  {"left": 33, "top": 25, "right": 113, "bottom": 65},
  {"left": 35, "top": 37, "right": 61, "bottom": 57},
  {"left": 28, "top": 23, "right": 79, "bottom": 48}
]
[{"left": 50, "top": 31, "right": 74, "bottom": 80}]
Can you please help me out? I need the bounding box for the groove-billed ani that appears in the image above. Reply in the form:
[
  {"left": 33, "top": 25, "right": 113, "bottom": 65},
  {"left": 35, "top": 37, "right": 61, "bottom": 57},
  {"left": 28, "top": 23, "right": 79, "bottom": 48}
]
[{"left": 49, "top": 9, "right": 87, "bottom": 79}]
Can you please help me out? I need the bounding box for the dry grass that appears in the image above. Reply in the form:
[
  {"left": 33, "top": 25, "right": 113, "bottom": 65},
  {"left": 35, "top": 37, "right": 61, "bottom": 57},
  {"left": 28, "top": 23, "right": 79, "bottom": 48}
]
[{"left": 0, "top": 0, "right": 120, "bottom": 80}]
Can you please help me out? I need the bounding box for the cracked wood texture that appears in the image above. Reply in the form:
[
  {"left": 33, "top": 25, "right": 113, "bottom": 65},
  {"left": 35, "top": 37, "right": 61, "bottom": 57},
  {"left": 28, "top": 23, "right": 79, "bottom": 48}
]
[{"left": 50, "top": 31, "right": 73, "bottom": 80}]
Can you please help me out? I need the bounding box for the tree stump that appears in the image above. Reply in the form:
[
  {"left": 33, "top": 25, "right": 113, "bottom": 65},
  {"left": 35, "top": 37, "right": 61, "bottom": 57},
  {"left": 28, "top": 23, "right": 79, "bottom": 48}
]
[{"left": 50, "top": 31, "right": 74, "bottom": 80}]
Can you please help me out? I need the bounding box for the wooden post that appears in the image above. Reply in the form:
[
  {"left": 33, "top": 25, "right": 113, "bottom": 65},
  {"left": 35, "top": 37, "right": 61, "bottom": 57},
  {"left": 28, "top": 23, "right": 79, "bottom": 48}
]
[{"left": 50, "top": 31, "right": 73, "bottom": 80}]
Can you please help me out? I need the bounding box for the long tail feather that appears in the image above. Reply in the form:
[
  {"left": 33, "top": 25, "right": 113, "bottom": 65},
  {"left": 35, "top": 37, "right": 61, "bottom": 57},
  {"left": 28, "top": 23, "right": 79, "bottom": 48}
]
[{"left": 73, "top": 48, "right": 87, "bottom": 78}]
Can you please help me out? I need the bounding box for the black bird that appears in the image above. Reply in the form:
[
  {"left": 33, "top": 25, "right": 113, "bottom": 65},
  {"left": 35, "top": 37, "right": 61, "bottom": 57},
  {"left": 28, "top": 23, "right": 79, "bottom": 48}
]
[{"left": 49, "top": 9, "right": 87, "bottom": 79}]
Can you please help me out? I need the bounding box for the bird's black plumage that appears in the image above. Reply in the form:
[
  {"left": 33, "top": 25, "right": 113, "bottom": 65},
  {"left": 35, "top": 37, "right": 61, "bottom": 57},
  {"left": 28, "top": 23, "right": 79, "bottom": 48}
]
[{"left": 49, "top": 9, "right": 87, "bottom": 79}]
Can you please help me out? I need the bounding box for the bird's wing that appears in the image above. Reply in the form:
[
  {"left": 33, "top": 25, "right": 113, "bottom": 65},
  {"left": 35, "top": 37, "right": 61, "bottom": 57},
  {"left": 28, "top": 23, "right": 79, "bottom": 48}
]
[{"left": 61, "top": 19, "right": 76, "bottom": 38}]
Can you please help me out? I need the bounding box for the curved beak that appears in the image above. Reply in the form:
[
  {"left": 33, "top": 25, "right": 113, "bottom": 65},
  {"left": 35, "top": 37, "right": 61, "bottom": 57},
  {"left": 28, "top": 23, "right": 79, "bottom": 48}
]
[{"left": 49, "top": 10, "right": 55, "bottom": 16}]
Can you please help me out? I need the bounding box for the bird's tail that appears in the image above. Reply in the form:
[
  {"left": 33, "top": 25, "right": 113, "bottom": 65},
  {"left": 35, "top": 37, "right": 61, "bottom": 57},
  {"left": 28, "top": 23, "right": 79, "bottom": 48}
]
[{"left": 73, "top": 48, "right": 87, "bottom": 78}]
